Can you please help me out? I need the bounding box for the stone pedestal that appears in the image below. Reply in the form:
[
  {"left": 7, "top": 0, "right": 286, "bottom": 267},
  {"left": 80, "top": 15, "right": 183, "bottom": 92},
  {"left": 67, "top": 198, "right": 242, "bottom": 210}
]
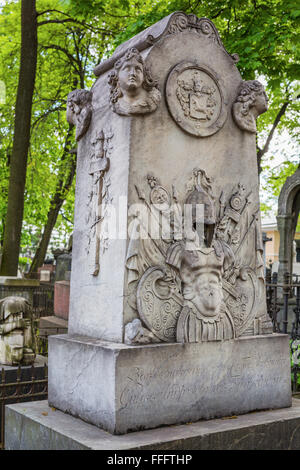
[
  {"left": 48, "top": 333, "right": 291, "bottom": 435},
  {"left": 5, "top": 399, "right": 300, "bottom": 450}
]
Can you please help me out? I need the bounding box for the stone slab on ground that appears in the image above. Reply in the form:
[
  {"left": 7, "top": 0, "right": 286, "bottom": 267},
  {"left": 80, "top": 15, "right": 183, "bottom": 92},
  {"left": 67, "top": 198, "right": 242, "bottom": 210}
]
[
  {"left": 38, "top": 316, "right": 68, "bottom": 336},
  {"left": 48, "top": 333, "right": 291, "bottom": 434},
  {"left": 5, "top": 399, "right": 300, "bottom": 450},
  {"left": 0, "top": 277, "right": 40, "bottom": 286}
]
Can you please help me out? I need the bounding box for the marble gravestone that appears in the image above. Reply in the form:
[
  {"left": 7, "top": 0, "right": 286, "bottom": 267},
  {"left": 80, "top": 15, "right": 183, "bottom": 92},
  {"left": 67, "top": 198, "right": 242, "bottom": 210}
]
[
  {"left": 0, "top": 296, "right": 36, "bottom": 366},
  {"left": 48, "top": 12, "right": 291, "bottom": 435}
]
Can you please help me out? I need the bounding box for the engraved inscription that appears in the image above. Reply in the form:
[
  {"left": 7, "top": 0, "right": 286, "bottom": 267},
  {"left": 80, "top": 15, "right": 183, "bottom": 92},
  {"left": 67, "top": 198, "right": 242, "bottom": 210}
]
[{"left": 119, "top": 351, "right": 289, "bottom": 409}]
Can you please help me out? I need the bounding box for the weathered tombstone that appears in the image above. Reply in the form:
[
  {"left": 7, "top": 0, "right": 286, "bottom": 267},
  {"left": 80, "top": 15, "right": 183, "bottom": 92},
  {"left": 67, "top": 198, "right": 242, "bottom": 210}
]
[
  {"left": 0, "top": 296, "right": 36, "bottom": 365},
  {"left": 6, "top": 13, "right": 293, "bottom": 447},
  {"left": 46, "top": 12, "right": 291, "bottom": 434}
]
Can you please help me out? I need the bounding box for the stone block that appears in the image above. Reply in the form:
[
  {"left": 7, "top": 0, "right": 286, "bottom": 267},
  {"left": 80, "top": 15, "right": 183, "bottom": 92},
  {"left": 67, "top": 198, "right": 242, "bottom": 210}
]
[
  {"left": 55, "top": 253, "right": 72, "bottom": 282},
  {"left": 0, "top": 277, "right": 40, "bottom": 287},
  {"left": 38, "top": 316, "right": 68, "bottom": 336},
  {"left": 5, "top": 399, "right": 300, "bottom": 450},
  {"left": 48, "top": 333, "right": 291, "bottom": 435},
  {"left": 54, "top": 281, "right": 70, "bottom": 320}
]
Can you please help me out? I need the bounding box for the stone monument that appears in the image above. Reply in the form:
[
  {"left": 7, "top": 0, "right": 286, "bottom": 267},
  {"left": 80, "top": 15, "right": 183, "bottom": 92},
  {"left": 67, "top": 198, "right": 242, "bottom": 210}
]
[{"left": 7, "top": 13, "right": 292, "bottom": 446}]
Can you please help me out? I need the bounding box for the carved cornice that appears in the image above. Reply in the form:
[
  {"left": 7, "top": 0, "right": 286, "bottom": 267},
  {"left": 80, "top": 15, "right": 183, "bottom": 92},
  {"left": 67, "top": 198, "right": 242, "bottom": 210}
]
[
  {"left": 93, "top": 11, "right": 238, "bottom": 77},
  {"left": 278, "top": 168, "right": 300, "bottom": 216}
]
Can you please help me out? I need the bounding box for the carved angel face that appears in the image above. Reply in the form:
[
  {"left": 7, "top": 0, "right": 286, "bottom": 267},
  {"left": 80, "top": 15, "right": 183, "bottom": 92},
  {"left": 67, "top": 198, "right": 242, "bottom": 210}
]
[
  {"left": 254, "top": 90, "right": 269, "bottom": 114},
  {"left": 66, "top": 90, "right": 92, "bottom": 141},
  {"left": 118, "top": 58, "right": 144, "bottom": 95}
]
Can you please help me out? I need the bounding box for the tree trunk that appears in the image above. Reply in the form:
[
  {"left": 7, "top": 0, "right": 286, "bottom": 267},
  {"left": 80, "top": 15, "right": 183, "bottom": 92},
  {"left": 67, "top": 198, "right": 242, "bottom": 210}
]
[
  {"left": 29, "top": 126, "right": 76, "bottom": 274},
  {"left": 0, "top": 0, "right": 37, "bottom": 275}
]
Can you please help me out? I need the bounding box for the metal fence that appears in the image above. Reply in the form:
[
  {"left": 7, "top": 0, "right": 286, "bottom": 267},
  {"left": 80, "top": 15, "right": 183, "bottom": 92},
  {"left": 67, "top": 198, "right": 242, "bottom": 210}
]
[
  {"left": 265, "top": 270, "right": 300, "bottom": 393},
  {"left": 0, "top": 363, "right": 48, "bottom": 450}
]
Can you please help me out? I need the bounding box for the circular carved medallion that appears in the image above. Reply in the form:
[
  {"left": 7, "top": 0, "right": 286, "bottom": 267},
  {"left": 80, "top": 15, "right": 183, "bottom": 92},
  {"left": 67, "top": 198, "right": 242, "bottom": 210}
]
[{"left": 166, "top": 62, "right": 227, "bottom": 137}]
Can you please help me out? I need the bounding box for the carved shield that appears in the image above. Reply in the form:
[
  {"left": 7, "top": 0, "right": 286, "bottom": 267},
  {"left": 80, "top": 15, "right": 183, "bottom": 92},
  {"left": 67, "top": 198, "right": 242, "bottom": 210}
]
[
  {"left": 189, "top": 93, "right": 210, "bottom": 120},
  {"left": 137, "top": 266, "right": 183, "bottom": 342}
]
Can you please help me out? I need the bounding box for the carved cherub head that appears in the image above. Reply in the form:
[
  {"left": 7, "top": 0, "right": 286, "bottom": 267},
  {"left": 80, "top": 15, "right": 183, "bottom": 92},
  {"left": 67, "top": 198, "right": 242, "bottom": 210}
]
[
  {"left": 67, "top": 89, "right": 93, "bottom": 141},
  {"left": 108, "top": 48, "right": 161, "bottom": 116},
  {"left": 233, "top": 80, "right": 268, "bottom": 133}
]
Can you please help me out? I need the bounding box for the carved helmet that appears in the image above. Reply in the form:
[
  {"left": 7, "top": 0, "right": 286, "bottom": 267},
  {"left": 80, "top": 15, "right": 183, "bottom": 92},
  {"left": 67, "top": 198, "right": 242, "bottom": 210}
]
[{"left": 185, "top": 185, "right": 216, "bottom": 226}]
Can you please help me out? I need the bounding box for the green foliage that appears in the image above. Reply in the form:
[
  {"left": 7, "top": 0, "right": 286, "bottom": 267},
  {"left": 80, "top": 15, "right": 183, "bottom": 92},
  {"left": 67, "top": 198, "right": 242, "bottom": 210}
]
[{"left": 0, "top": 0, "right": 106, "bottom": 258}]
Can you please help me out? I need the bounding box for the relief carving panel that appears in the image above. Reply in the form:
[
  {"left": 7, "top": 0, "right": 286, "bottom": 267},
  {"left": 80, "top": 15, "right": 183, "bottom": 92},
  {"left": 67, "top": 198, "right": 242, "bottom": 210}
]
[
  {"left": 85, "top": 128, "right": 113, "bottom": 276},
  {"left": 125, "top": 169, "right": 273, "bottom": 344}
]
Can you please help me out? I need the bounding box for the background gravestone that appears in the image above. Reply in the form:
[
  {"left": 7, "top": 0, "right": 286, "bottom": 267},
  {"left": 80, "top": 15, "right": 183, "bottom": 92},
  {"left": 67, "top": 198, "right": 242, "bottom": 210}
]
[{"left": 47, "top": 12, "right": 291, "bottom": 435}]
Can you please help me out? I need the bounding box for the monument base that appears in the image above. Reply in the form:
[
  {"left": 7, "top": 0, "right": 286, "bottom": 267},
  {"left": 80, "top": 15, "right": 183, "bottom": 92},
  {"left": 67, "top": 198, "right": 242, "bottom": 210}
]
[
  {"left": 5, "top": 399, "right": 300, "bottom": 450},
  {"left": 48, "top": 333, "right": 291, "bottom": 435}
]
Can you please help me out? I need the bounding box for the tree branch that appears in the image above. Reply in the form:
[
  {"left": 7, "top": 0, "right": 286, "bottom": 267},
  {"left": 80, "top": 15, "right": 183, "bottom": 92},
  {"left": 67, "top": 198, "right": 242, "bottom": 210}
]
[
  {"left": 37, "top": 17, "right": 115, "bottom": 35},
  {"left": 37, "top": 9, "right": 71, "bottom": 17},
  {"left": 40, "top": 45, "right": 81, "bottom": 75},
  {"left": 38, "top": 18, "right": 86, "bottom": 27},
  {"left": 31, "top": 105, "right": 65, "bottom": 130},
  {"left": 257, "top": 100, "right": 290, "bottom": 173},
  {"left": 211, "top": 9, "right": 226, "bottom": 19}
]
